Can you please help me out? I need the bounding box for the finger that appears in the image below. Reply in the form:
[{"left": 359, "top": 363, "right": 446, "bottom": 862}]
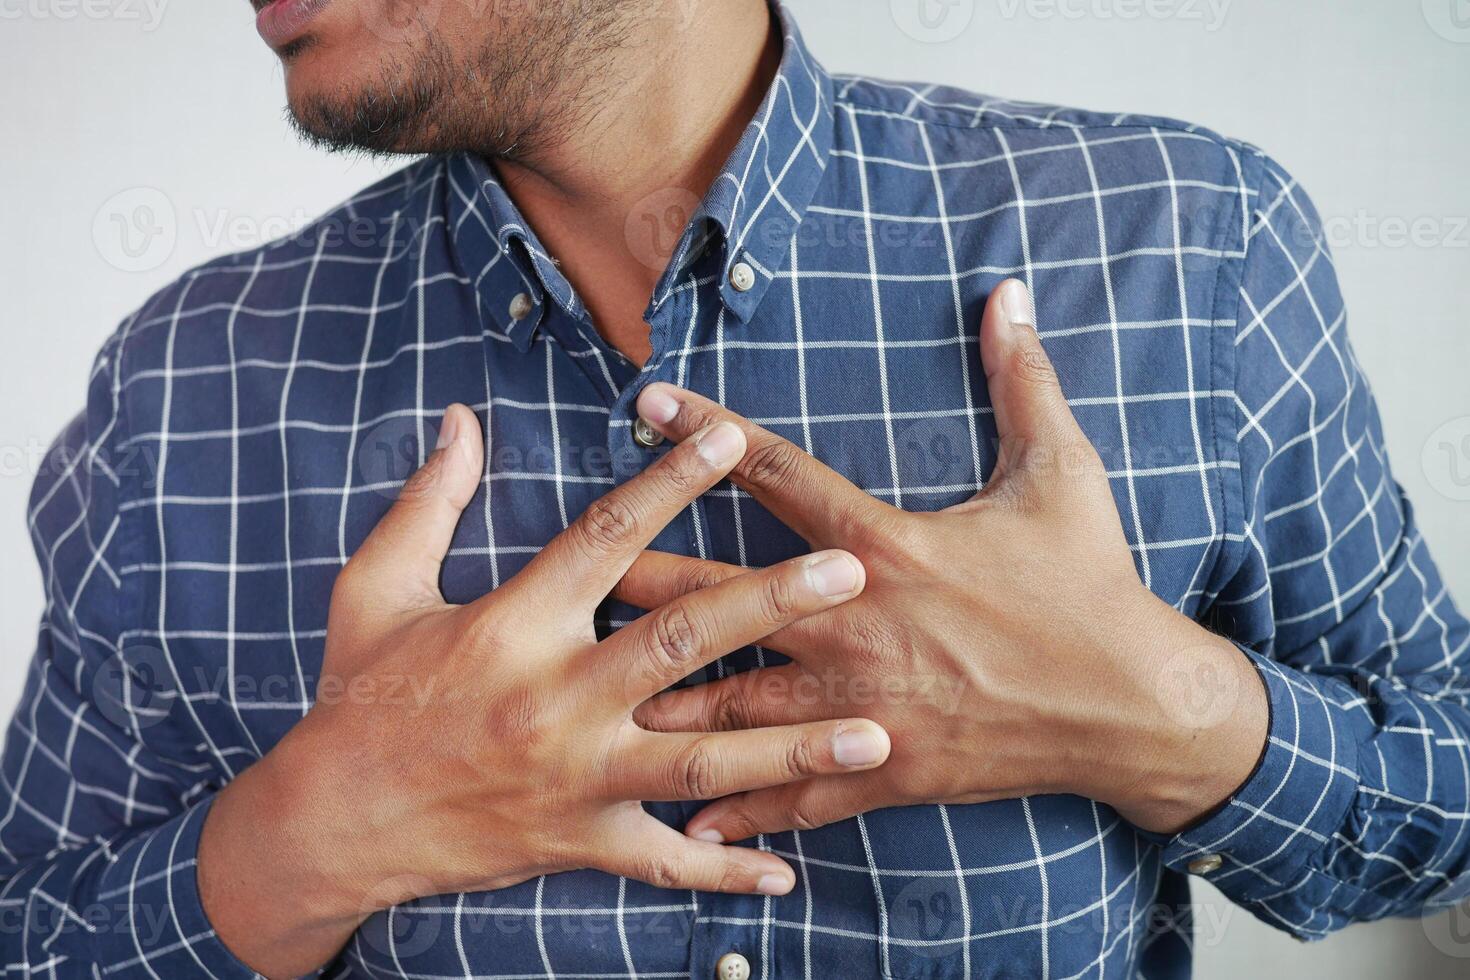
[
  {"left": 603, "top": 550, "right": 866, "bottom": 704},
  {"left": 614, "top": 553, "right": 827, "bottom": 656},
  {"left": 627, "top": 719, "right": 890, "bottom": 802},
  {"left": 345, "top": 404, "right": 484, "bottom": 606},
  {"left": 684, "top": 775, "right": 881, "bottom": 844},
  {"left": 978, "top": 279, "right": 1090, "bottom": 486},
  {"left": 614, "top": 551, "right": 747, "bottom": 609},
  {"left": 515, "top": 421, "right": 746, "bottom": 611},
  {"left": 634, "top": 664, "right": 822, "bottom": 733},
  {"left": 600, "top": 809, "right": 796, "bottom": 896},
  {"left": 634, "top": 384, "right": 891, "bottom": 547}
]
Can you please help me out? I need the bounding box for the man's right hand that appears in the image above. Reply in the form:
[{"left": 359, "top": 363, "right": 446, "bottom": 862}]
[{"left": 197, "top": 404, "right": 885, "bottom": 978}]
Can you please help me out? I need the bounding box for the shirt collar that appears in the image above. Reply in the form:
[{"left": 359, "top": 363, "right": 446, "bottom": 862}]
[
  {"left": 446, "top": 0, "right": 834, "bottom": 351},
  {"left": 444, "top": 154, "right": 574, "bottom": 352}
]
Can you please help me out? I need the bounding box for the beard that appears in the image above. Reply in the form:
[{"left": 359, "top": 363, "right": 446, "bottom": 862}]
[{"left": 284, "top": 3, "right": 635, "bottom": 161}]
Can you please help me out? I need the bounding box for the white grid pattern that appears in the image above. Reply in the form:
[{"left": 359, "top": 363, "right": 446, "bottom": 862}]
[{"left": 3, "top": 5, "right": 1467, "bottom": 979}]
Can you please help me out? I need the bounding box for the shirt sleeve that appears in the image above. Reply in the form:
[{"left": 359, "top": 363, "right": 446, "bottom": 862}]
[
  {"left": 0, "top": 328, "right": 258, "bottom": 977},
  {"left": 1157, "top": 152, "right": 1470, "bottom": 938}
]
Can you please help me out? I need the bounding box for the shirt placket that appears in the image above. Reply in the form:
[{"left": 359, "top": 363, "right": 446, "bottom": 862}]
[
  {"left": 517, "top": 221, "right": 769, "bottom": 979},
  {"left": 636, "top": 272, "right": 767, "bottom": 980}
]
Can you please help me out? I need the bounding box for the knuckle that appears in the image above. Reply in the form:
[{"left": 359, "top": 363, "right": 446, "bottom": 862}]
[
  {"left": 741, "top": 439, "right": 804, "bottom": 492},
  {"left": 758, "top": 570, "right": 804, "bottom": 623},
  {"left": 784, "top": 734, "right": 818, "bottom": 779},
  {"left": 714, "top": 860, "right": 745, "bottom": 894},
  {"left": 657, "top": 455, "right": 705, "bottom": 497},
  {"left": 671, "top": 740, "right": 721, "bottom": 800},
  {"left": 710, "top": 684, "right": 751, "bottom": 733},
  {"left": 576, "top": 496, "right": 639, "bottom": 555},
  {"left": 638, "top": 853, "right": 686, "bottom": 891},
  {"left": 736, "top": 811, "right": 767, "bottom": 840},
  {"left": 648, "top": 605, "right": 703, "bottom": 673},
  {"left": 786, "top": 802, "right": 825, "bottom": 833},
  {"left": 1012, "top": 343, "right": 1060, "bottom": 389},
  {"left": 676, "top": 402, "right": 722, "bottom": 434},
  {"left": 677, "top": 561, "right": 731, "bottom": 595}
]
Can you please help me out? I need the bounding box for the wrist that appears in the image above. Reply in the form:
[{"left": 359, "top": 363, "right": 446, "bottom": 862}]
[
  {"left": 198, "top": 716, "right": 394, "bottom": 976},
  {"left": 1081, "top": 592, "right": 1270, "bottom": 835}
]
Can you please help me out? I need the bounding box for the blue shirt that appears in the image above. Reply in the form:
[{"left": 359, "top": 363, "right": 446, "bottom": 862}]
[{"left": 7, "top": 5, "right": 1469, "bottom": 977}]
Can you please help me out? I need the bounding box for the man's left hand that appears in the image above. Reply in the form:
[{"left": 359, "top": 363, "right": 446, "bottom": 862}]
[{"left": 617, "top": 279, "right": 1268, "bottom": 841}]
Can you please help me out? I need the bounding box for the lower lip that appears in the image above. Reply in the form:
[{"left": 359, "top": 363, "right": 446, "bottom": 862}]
[{"left": 256, "top": 0, "right": 330, "bottom": 49}]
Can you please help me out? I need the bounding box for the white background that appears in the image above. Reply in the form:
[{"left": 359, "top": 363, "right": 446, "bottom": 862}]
[{"left": 2, "top": 0, "right": 1468, "bottom": 975}]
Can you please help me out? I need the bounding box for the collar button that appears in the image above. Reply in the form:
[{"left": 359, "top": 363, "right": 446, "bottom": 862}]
[
  {"left": 728, "top": 261, "right": 757, "bottom": 293},
  {"left": 508, "top": 292, "right": 535, "bottom": 322},
  {"left": 1187, "top": 854, "right": 1224, "bottom": 876}
]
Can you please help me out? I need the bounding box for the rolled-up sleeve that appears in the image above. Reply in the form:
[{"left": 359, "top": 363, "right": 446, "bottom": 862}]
[
  {"left": 0, "top": 328, "right": 258, "bottom": 977},
  {"left": 1160, "top": 152, "right": 1470, "bottom": 938}
]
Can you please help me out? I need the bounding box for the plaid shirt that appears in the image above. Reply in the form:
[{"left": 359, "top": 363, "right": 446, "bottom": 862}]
[{"left": 7, "top": 5, "right": 1469, "bottom": 978}]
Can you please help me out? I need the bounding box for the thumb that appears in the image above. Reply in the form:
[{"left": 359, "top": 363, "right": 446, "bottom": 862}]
[
  {"left": 979, "top": 280, "right": 1087, "bottom": 484},
  {"left": 348, "top": 403, "right": 485, "bottom": 604}
]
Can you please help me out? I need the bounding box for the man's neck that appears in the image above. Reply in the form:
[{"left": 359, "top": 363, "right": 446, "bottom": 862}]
[{"left": 493, "top": 0, "right": 780, "bottom": 365}]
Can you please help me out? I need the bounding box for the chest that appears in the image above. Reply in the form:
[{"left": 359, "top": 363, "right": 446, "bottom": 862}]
[
  {"left": 122, "top": 260, "right": 1229, "bottom": 978},
  {"left": 137, "top": 260, "right": 1233, "bottom": 769}
]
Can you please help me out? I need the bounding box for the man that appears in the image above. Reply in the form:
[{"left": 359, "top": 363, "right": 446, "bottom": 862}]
[{"left": 5, "top": 0, "right": 1467, "bottom": 976}]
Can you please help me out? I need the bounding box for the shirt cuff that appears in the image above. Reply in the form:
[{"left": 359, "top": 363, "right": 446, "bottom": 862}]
[
  {"left": 91, "top": 797, "right": 262, "bottom": 978},
  {"left": 1157, "top": 648, "right": 1361, "bottom": 909}
]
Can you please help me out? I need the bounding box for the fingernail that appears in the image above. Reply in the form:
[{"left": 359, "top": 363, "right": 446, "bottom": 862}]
[
  {"left": 691, "top": 827, "right": 724, "bottom": 844},
  {"left": 833, "top": 729, "right": 884, "bottom": 768},
  {"left": 435, "top": 409, "right": 460, "bottom": 451},
  {"left": 757, "top": 873, "right": 792, "bottom": 896},
  {"left": 695, "top": 422, "right": 745, "bottom": 466},
  {"left": 639, "top": 385, "right": 681, "bottom": 425},
  {"left": 1000, "top": 279, "right": 1036, "bottom": 331},
  {"left": 806, "top": 554, "right": 860, "bottom": 597}
]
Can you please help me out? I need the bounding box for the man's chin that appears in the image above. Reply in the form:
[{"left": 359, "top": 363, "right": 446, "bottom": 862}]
[{"left": 284, "top": 67, "right": 432, "bottom": 157}]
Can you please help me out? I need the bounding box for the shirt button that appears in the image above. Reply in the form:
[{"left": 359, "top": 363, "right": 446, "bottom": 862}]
[
  {"left": 1187, "top": 854, "right": 1224, "bottom": 875},
  {"left": 715, "top": 952, "right": 751, "bottom": 980},
  {"left": 508, "top": 292, "right": 535, "bottom": 321},
  {"left": 728, "top": 261, "right": 757, "bottom": 293},
  {"left": 633, "top": 417, "right": 665, "bottom": 449}
]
